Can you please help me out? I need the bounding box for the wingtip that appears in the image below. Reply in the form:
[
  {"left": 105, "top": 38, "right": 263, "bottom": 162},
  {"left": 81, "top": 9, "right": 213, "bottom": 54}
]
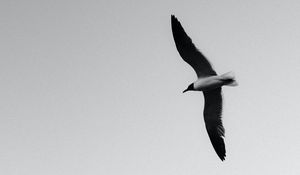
[
  {"left": 216, "top": 150, "right": 226, "bottom": 161},
  {"left": 171, "top": 15, "right": 181, "bottom": 28},
  {"left": 171, "top": 14, "right": 178, "bottom": 21},
  {"left": 171, "top": 14, "right": 176, "bottom": 21},
  {"left": 206, "top": 122, "right": 226, "bottom": 162}
]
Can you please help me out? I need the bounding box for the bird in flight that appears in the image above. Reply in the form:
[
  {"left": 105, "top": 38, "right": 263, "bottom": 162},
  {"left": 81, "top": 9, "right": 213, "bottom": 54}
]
[{"left": 171, "top": 15, "right": 238, "bottom": 161}]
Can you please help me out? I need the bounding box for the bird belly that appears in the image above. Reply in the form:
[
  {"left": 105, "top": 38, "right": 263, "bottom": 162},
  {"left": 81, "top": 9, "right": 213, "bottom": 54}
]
[{"left": 194, "top": 76, "right": 224, "bottom": 91}]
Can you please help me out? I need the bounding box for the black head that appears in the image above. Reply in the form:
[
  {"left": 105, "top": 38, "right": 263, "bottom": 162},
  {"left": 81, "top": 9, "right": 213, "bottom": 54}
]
[{"left": 183, "top": 83, "right": 194, "bottom": 93}]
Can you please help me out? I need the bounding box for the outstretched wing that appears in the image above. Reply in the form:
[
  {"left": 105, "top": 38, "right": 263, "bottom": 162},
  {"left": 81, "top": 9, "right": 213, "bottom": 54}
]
[
  {"left": 171, "top": 15, "right": 216, "bottom": 77},
  {"left": 203, "top": 88, "right": 226, "bottom": 161}
]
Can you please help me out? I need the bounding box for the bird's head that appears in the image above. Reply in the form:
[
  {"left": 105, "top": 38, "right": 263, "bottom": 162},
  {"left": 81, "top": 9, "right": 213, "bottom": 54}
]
[{"left": 183, "top": 83, "right": 194, "bottom": 93}]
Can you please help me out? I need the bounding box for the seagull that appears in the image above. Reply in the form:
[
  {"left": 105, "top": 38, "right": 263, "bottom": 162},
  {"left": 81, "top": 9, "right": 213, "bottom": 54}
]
[{"left": 171, "top": 15, "right": 238, "bottom": 161}]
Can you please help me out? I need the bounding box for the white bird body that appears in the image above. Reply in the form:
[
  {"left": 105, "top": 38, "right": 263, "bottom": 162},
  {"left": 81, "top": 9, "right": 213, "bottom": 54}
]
[{"left": 193, "top": 72, "right": 237, "bottom": 91}]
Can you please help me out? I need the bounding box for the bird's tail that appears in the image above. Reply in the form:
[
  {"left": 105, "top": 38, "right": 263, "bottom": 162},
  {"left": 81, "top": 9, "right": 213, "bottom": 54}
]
[{"left": 221, "top": 71, "right": 238, "bottom": 86}]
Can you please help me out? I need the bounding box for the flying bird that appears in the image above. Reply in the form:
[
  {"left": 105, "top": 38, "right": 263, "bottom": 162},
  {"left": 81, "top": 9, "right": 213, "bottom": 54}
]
[{"left": 171, "top": 15, "right": 238, "bottom": 161}]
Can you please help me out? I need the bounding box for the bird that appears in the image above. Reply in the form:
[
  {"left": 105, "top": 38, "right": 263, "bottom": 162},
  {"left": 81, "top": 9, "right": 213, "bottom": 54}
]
[{"left": 171, "top": 15, "right": 238, "bottom": 161}]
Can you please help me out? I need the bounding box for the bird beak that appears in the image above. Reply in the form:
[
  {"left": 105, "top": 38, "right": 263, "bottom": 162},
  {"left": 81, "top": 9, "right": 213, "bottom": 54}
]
[{"left": 183, "top": 89, "right": 188, "bottom": 93}]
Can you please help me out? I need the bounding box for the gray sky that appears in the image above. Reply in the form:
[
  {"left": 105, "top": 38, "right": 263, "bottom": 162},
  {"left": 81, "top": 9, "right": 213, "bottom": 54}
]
[{"left": 1, "top": 0, "right": 300, "bottom": 174}]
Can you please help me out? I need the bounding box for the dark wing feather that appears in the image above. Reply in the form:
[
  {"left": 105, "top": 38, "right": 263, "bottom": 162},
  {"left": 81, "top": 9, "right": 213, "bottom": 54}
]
[
  {"left": 203, "top": 88, "right": 226, "bottom": 161},
  {"left": 171, "top": 15, "right": 216, "bottom": 77}
]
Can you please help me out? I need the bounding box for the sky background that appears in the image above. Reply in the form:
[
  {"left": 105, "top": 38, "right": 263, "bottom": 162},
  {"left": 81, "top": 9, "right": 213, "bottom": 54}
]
[{"left": 1, "top": 0, "right": 300, "bottom": 174}]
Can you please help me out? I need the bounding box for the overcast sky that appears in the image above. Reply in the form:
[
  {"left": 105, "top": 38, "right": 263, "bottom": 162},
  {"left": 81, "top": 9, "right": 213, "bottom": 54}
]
[{"left": 1, "top": 0, "right": 300, "bottom": 174}]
